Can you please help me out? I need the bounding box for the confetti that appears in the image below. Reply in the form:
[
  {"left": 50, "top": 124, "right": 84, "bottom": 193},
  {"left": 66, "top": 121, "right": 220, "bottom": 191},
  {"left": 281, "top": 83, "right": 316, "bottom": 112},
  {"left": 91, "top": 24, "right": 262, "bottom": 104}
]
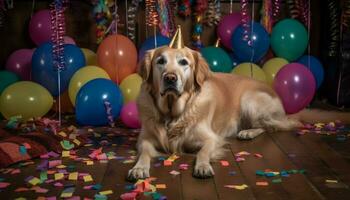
[
  {"left": 272, "top": 178, "right": 282, "bottom": 183},
  {"left": 326, "top": 179, "right": 338, "bottom": 183},
  {"left": 54, "top": 173, "right": 64, "bottom": 180},
  {"left": 19, "top": 145, "right": 27, "bottom": 155},
  {"left": 99, "top": 190, "right": 113, "bottom": 195},
  {"left": 83, "top": 175, "right": 93, "bottom": 182},
  {"left": 0, "top": 182, "right": 10, "bottom": 188},
  {"left": 156, "top": 184, "right": 167, "bottom": 189},
  {"left": 28, "top": 177, "right": 41, "bottom": 186},
  {"left": 220, "top": 160, "right": 230, "bottom": 166},
  {"left": 224, "top": 184, "right": 248, "bottom": 190},
  {"left": 68, "top": 172, "right": 78, "bottom": 181},
  {"left": 254, "top": 153, "right": 263, "bottom": 158},
  {"left": 256, "top": 181, "right": 269, "bottom": 186},
  {"left": 169, "top": 170, "right": 180, "bottom": 176},
  {"left": 235, "top": 157, "right": 245, "bottom": 162},
  {"left": 163, "top": 160, "right": 172, "bottom": 166},
  {"left": 60, "top": 187, "right": 75, "bottom": 198}
]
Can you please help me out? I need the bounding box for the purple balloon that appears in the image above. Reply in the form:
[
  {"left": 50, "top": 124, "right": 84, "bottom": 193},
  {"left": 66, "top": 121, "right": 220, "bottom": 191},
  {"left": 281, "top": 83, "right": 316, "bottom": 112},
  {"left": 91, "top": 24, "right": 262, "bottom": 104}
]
[
  {"left": 64, "top": 36, "right": 76, "bottom": 45},
  {"left": 29, "top": 10, "right": 52, "bottom": 45},
  {"left": 120, "top": 102, "right": 141, "bottom": 129},
  {"left": 274, "top": 63, "right": 316, "bottom": 114},
  {"left": 217, "top": 13, "right": 241, "bottom": 49},
  {"left": 5, "top": 49, "right": 34, "bottom": 80}
]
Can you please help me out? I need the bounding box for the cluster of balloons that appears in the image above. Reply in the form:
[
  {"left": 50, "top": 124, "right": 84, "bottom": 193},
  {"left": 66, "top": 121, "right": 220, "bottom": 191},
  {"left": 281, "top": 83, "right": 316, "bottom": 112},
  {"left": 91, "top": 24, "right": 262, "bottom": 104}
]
[
  {"left": 0, "top": 9, "right": 145, "bottom": 128},
  {"left": 213, "top": 15, "right": 325, "bottom": 114}
]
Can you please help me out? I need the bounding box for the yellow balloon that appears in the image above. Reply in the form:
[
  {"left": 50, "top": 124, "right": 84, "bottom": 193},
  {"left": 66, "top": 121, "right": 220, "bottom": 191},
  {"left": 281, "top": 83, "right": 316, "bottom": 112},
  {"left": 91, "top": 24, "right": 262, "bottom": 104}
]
[
  {"left": 81, "top": 48, "right": 98, "bottom": 66},
  {"left": 0, "top": 81, "right": 53, "bottom": 121},
  {"left": 69, "top": 66, "right": 110, "bottom": 106},
  {"left": 120, "top": 73, "right": 142, "bottom": 104},
  {"left": 262, "top": 57, "right": 289, "bottom": 85},
  {"left": 232, "top": 63, "right": 267, "bottom": 82}
]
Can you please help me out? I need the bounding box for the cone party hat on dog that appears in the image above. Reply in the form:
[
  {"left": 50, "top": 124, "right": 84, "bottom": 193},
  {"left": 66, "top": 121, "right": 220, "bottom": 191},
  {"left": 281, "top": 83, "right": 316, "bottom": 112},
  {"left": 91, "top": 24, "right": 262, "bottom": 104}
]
[{"left": 169, "top": 25, "right": 184, "bottom": 49}]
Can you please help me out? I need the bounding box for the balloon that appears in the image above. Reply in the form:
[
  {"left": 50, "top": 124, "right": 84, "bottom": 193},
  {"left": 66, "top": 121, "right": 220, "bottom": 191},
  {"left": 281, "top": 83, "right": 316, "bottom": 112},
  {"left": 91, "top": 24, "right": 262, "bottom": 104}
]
[
  {"left": 119, "top": 73, "right": 142, "bottom": 104},
  {"left": 5, "top": 49, "right": 34, "bottom": 80},
  {"left": 271, "top": 19, "right": 308, "bottom": 61},
  {"left": 262, "top": 57, "right": 289, "bottom": 85},
  {"left": 52, "top": 90, "right": 74, "bottom": 113},
  {"left": 64, "top": 36, "right": 76, "bottom": 45},
  {"left": 201, "top": 47, "right": 232, "bottom": 72},
  {"left": 75, "top": 78, "right": 123, "bottom": 126},
  {"left": 120, "top": 101, "right": 141, "bottom": 129},
  {"left": 231, "top": 63, "right": 267, "bottom": 82},
  {"left": 217, "top": 12, "right": 241, "bottom": 49},
  {"left": 32, "top": 43, "right": 85, "bottom": 96},
  {"left": 68, "top": 66, "right": 110, "bottom": 106},
  {"left": 274, "top": 63, "right": 316, "bottom": 114},
  {"left": 139, "top": 34, "right": 171, "bottom": 61},
  {"left": 0, "top": 81, "right": 53, "bottom": 121},
  {"left": 97, "top": 34, "right": 138, "bottom": 84},
  {"left": 297, "top": 55, "right": 324, "bottom": 89},
  {"left": 0, "top": 71, "right": 20, "bottom": 95},
  {"left": 228, "top": 52, "right": 241, "bottom": 69},
  {"left": 231, "top": 22, "right": 270, "bottom": 63},
  {"left": 81, "top": 48, "right": 98, "bottom": 66},
  {"left": 29, "top": 10, "right": 52, "bottom": 45}
]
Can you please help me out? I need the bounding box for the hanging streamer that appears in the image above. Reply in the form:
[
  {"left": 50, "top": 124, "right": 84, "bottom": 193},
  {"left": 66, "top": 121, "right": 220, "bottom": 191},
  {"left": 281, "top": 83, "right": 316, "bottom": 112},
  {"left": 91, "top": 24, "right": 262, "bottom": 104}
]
[
  {"left": 92, "top": 0, "right": 112, "bottom": 44},
  {"left": 327, "top": 0, "right": 340, "bottom": 57},
  {"left": 105, "top": 0, "right": 119, "bottom": 35},
  {"left": 272, "top": 0, "right": 281, "bottom": 19},
  {"left": 178, "top": 0, "right": 191, "bottom": 17},
  {"left": 104, "top": 101, "right": 115, "bottom": 127},
  {"left": 297, "top": 0, "right": 310, "bottom": 29},
  {"left": 0, "top": 0, "right": 5, "bottom": 29},
  {"left": 192, "top": 0, "right": 208, "bottom": 50},
  {"left": 145, "top": 0, "right": 159, "bottom": 27},
  {"left": 240, "top": 0, "right": 252, "bottom": 46},
  {"left": 286, "top": 0, "right": 299, "bottom": 19},
  {"left": 261, "top": 0, "right": 272, "bottom": 33},
  {"left": 167, "top": 0, "right": 177, "bottom": 36},
  {"left": 204, "top": 0, "right": 221, "bottom": 27},
  {"left": 127, "top": 0, "right": 141, "bottom": 41},
  {"left": 342, "top": 0, "right": 350, "bottom": 30},
  {"left": 157, "top": 0, "right": 171, "bottom": 37}
]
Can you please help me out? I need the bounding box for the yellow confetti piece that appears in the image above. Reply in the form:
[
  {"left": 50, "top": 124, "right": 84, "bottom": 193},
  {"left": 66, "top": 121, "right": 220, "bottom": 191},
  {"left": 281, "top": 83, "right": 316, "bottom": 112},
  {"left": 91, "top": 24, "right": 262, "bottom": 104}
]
[
  {"left": 224, "top": 184, "right": 248, "bottom": 190},
  {"left": 99, "top": 190, "right": 113, "bottom": 195},
  {"left": 68, "top": 172, "right": 78, "bottom": 181},
  {"left": 156, "top": 184, "right": 167, "bottom": 189},
  {"left": 62, "top": 151, "right": 70, "bottom": 157},
  {"left": 73, "top": 139, "right": 81, "bottom": 146},
  {"left": 83, "top": 175, "right": 93, "bottom": 182},
  {"left": 58, "top": 131, "right": 67, "bottom": 137},
  {"left": 85, "top": 160, "right": 94, "bottom": 165},
  {"left": 56, "top": 165, "right": 67, "bottom": 169},
  {"left": 54, "top": 173, "right": 64, "bottom": 180},
  {"left": 28, "top": 177, "right": 41, "bottom": 186},
  {"left": 326, "top": 179, "right": 338, "bottom": 183}
]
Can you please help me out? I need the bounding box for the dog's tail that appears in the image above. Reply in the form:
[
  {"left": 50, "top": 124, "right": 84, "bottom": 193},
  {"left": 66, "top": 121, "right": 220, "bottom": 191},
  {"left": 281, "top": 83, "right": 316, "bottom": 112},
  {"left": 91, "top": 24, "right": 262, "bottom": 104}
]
[{"left": 288, "top": 109, "right": 350, "bottom": 124}]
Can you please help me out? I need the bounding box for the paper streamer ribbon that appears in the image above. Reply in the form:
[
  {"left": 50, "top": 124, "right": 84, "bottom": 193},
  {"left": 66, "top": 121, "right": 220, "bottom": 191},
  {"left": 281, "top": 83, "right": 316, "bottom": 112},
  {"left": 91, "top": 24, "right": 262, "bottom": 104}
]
[
  {"left": 145, "top": 0, "right": 159, "bottom": 27},
  {"left": 261, "top": 0, "right": 272, "bottom": 33},
  {"left": 178, "top": 0, "right": 191, "bottom": 17},
  {"left": 50, "top": 0, "right": 67, "bottom": 72},
  {"left": 327, "top": 0, "right": 340, "bottom": 57},
  {"left": 104, "top": 101, "right": 115, "bottom": 127},
  {"left": 191, "top": 0, "right": 208, "bottom": 50},
  {"left": 157, "top": 0, "right": 171, "bottom": 37},
  {"left": 127, "top": 0, "right": 141, "bottom": 41},
  {"left": 272, "top": 0, "right": 281, "bottom": 19},
  {"left": 204, "top": 0, "right": 221, "bottom": 27},
  {"left": 286, "top": 0, "right": 299, "bottom": 19},
  {"left": 240, "top": 0, "right": 252, "bottom": 46}
]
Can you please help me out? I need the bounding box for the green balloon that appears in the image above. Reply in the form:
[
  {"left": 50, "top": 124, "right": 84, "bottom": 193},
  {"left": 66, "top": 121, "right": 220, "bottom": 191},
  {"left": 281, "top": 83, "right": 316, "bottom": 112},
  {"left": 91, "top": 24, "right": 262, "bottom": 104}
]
[
  {"left": 0, "top": 70, "right": 20, "bottom": 95},
  {"left": 200, "top": 47, "right": 232, "bottom": 73},
  {"left": 271, "top": 19, "right": 308, "bottom": 61}
]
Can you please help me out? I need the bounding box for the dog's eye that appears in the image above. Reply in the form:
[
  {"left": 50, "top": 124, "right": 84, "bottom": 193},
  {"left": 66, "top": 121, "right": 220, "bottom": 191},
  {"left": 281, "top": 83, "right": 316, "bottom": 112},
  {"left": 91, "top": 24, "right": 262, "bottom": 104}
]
[
  {"left": 156, "top": 57, "right": 166, "bottom": 65},
  {"left": 178, "top": 59, "right": 188, "bottom": 66}
]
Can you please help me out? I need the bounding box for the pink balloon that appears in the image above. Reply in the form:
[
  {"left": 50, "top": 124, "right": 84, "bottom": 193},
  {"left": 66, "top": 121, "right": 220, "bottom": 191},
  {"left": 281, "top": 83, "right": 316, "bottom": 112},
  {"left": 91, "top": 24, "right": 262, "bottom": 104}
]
[
  {"left": 29, "top": 10, "right": 52, "bottom": 45},
  {"left": 120, "top": 102, "right": 141, "bottom": 129},
  {"left": 217, "top": 12, "right": 241, "bottom": 49},
  {"left": 5, "top": 49, "right": 34, "bottom": 80},
  {"left": 64, "top": 36, "right": 76, "bottom": 45},
  {"left": 274, "top": 63, "right": 316, "bottom": 114}
]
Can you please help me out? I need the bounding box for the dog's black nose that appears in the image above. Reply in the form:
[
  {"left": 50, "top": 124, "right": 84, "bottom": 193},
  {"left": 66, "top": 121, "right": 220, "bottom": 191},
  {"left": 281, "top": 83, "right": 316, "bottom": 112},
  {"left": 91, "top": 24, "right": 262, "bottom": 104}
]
[{"left": 164, "top": 73, "right": 177, "bottom": 84}]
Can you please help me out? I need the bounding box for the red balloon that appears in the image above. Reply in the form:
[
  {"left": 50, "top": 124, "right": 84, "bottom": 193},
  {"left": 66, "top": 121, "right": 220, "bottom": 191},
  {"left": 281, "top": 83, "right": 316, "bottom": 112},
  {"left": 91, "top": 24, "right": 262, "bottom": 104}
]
[
  {"left": 217, "top": 13, "right": 241, "bottom": 49},
  {"left": 5, "top": 49, "right": 34, "bottom": 80},
  {"left": 97, "top": 34, "right": 137, "bottom": 84},
  {"left": 273, "top": 63, "right": 316, "bottom": 114}
]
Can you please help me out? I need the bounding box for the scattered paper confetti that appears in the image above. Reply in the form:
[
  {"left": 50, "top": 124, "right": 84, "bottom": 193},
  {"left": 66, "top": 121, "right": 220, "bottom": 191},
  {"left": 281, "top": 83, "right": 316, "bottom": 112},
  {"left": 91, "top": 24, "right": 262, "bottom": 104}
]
[
  {"left": 220, "top": 160, "right": 230, "bottom": 166},
  {"left": 60, "top": 187, "right": 75, "bottom": 198},
  {"left": 224, "top": 184, "right": 248, "bottom": 190},
  {"left": 170, "top": 170, "right": 180, "bottom": 176},
  {"left": 99, "top": 190, "right": 113, "bottom": 195},
  {"left": 0, "top": 182, "right": 10, "bottom": 188},
  {"left": 156, "top": 184, "right": 167, "bottom": 189},
  {"left": 83, "top": 175, "right": 93, "bottom": 182},
  {"left": 256, "top": 181, "right": 269, "bottom": 186},
  {"left": 68, "top": 172, "right": 78, "bottom": 181},
  {"left": 326, "top": 179, "right": 338, "bottom": 183}
]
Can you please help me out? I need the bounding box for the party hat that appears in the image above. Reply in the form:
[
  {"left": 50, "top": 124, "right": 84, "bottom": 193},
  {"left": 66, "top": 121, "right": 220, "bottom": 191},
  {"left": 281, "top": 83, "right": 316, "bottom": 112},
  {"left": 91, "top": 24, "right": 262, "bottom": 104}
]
[
  {"left": 215, "top": 38, "right": 221, "bottom": 47},
  {"left": 169, "top": 25, "right": 184, "bottom": 49}
]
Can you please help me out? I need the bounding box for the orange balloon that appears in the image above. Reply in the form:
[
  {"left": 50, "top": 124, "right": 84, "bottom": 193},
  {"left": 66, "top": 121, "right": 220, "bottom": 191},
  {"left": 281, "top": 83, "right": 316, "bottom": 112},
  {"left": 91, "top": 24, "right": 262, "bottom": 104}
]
[
  {"left": 52, "top": 91, "right": 74, "bottom": 113},
  {"left": 97, "top": 34, "right": 138, "bottom": 84}
]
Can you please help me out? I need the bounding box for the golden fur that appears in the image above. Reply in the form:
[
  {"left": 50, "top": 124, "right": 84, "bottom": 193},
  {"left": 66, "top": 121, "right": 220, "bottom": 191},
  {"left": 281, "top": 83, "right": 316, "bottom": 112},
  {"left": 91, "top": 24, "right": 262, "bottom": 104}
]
[{"left": 128, "top": 46, "right": 350, "bottom": 180}]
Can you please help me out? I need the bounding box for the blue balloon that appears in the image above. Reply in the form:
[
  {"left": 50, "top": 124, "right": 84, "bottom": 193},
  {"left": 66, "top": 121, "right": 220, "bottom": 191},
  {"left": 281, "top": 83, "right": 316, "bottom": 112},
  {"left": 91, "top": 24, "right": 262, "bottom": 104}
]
[
  {"left": 231, "top": 22, "right": 270, "bottom": 63},
  {"left": 139, "top": 34, "right": 171, "bottom": 61},
  {"left": 32, "top": 42, "right": 85, "bottom": 96},
  {"left": 75, "top": 78, "right": 123, "bottom": 126},
  {"left": 297, "top": 55, "right": 324, "bottom": 89}
]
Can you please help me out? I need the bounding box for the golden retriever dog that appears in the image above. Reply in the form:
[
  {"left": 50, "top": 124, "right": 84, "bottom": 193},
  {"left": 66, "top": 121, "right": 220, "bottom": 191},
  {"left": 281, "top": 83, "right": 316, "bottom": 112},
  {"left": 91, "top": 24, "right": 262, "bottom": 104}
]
[{"left": 128, "top": 46, "right": 350, "bottom": 180}]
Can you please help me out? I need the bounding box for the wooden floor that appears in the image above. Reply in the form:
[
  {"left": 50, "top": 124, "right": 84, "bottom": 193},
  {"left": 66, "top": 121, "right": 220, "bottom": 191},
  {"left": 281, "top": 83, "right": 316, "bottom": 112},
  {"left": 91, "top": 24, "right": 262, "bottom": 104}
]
[{"left": 1, "top": 129, "right": 350, "bottom": 200}]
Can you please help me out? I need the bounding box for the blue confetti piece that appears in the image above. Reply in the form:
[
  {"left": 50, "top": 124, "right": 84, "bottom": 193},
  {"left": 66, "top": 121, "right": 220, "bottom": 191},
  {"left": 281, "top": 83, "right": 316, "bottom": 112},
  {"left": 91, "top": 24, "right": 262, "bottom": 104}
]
[{"left": 19, "top": 145, "right": 27, "bottom": 155}]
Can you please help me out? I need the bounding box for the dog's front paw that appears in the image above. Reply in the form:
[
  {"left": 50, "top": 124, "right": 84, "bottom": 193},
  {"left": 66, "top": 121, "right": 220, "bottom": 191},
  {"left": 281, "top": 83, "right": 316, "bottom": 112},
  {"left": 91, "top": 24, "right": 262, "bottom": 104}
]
[
  {"left": 193, "top": 163, "right": 214, "bottom": 179},
  {"left": 127, "top": 166, "right": 150, "bottom": 181}
]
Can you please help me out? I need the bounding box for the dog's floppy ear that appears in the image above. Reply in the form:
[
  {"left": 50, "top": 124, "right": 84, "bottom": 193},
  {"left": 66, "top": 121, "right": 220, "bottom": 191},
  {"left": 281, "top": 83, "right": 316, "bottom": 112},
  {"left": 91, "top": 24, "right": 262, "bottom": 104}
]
[
  {"left": 192, "top": 50, "right": 210, "bottom": 88},
  {"left": 138, "top": 49, "right": 155, "bottom": 82}
]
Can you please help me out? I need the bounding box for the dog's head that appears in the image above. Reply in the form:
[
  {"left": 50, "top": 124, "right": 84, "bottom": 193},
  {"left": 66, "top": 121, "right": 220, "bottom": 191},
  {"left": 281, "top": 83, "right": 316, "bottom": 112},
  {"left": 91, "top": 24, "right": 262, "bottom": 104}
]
[{"left": 138, "top": 46, "right": 210, "bottom": 116}]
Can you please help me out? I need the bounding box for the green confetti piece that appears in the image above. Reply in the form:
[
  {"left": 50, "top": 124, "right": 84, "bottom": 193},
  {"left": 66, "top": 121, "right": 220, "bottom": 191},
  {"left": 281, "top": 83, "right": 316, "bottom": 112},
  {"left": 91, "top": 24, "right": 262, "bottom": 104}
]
[
  {"left": 255, "top": 170, "right": 265, "bottom": 176},
  {"left": 152, "top": 192, "right": 162, "bottom": 200},
  {"left": 40, "top": 171, "right": 47, "bottom": 182},
  {"left": 60, "top": 140, "right": 75, "bottom": 150},
  {"left": 272, "top": 178, "right": 282, "bottom": 183},
  {"left": 299, "top": 169, "right": 306, "bottom": 174},
  {"left": 19, "top": 145, "right": 27, "bottom": 155},
  {"left": 94, "top": 194, "right": 107, "bottom": 200}
]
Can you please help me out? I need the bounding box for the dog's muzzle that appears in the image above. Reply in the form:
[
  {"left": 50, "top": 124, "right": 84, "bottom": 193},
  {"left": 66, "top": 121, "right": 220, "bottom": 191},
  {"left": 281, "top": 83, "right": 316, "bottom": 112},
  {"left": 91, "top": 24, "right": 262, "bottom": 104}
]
[{"left": 161, "top": 73, "right": 181, "bottom": 96}]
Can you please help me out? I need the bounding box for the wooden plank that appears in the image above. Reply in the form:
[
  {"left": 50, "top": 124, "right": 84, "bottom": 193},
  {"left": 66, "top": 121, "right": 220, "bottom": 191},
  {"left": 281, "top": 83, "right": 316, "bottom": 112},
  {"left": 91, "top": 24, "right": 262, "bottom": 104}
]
[
  {"left": 229, "top": 133, "right": 324, "bottom": 200},
  {"left": 179, "top": 154, "right": 219, "bottom": 200},
  {"left": 211, "top": 143, "right": 256, "bottom": 200},
  {"left": 270, "top": 131, "right": 350, "bottom": 199}
]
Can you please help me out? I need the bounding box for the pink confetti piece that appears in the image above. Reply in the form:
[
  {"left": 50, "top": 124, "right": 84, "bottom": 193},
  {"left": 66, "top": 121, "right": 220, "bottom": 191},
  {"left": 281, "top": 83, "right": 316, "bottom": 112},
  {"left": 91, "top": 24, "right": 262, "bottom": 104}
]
[
  {"left": 49, "top": 160, "right": 62, "bottom": 168},
  {"left": 120, "top": 192, "right": 138, "bottom": 200},
  {"left": 220, "top": 160, "right": 230, "bottom": 166},
  {"left": 254, "top": 153, "right": 263, "bottom": 158},
  {"left": 235, "top": 157, "right": 245, "bottom": 162},
  {"left": 0, "top": 182, "right": 10, "bottom": 188}
]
